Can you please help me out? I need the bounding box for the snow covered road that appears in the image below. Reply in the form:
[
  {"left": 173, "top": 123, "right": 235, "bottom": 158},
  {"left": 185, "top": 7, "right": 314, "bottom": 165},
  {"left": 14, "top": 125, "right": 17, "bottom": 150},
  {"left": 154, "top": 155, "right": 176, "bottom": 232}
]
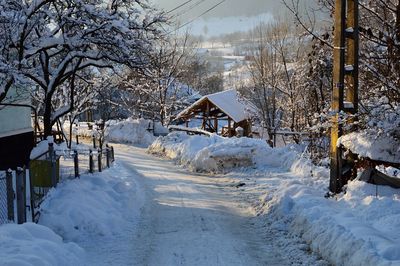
[{"left": 113, "top": 144, "right": 291, "bottom": 266}]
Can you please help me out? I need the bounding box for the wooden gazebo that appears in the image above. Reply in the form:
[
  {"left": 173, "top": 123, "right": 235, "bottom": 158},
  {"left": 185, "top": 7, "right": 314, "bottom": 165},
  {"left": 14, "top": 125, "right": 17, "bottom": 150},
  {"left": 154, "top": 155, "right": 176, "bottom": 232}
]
[{"left": 175, "top": 90, "right": 251, "bottom": 137}]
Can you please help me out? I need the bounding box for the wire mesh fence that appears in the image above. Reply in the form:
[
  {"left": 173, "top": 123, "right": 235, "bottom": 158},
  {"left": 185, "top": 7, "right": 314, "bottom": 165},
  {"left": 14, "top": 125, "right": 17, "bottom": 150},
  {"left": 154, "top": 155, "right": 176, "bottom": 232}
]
[
  {"left": 0, "top": 171, "right": 9, "bottom": 224},
  {"left": 0, "top": 171, "right": 14, "bottom": 225},
  {"left": 29, "top": 145, "right": 114, "bottom": 223},
  {"left": 1, "top": 143, "right": 115, "bottom": 224}
]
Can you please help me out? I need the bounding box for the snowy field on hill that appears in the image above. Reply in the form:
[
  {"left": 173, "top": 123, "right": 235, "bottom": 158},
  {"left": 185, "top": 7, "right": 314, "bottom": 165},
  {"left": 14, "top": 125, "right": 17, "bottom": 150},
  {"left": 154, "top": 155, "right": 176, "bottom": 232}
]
[{"left": 149, "top": 132, "right": 400, "bottom": 266}]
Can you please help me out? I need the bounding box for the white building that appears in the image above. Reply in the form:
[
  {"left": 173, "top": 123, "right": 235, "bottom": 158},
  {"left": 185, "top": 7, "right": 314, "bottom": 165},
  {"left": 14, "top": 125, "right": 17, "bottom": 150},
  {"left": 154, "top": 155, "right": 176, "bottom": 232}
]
[{"left": 0, "top": 87, "right": 34, "bottom": 169}]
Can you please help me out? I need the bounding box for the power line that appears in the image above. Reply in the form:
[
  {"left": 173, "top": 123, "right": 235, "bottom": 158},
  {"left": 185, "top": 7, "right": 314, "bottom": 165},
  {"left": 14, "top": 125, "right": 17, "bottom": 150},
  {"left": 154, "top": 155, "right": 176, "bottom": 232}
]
[
  {"left": 170, "top": 0, "right": 226, "bottom": 33},
  {"left": 167, "top": 0, "right": 197, "bottom": 14},
  {"left": 170, "top": 0, "right": 209, "bottom": 19}
]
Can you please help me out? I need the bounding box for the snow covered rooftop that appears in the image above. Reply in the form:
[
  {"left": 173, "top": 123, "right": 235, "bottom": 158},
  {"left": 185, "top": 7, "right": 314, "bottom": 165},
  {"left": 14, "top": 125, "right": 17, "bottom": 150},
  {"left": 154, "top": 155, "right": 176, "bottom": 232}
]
[{"left": 176, "top": 89, "right": 249, "bottom": 123}]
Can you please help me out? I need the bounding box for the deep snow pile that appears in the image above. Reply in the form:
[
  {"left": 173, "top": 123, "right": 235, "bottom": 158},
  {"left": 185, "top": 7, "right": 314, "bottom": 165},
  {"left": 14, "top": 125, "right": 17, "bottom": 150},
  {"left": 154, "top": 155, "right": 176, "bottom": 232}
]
[
  {"left": 39, "top": 164, "right": 136, "bottom": 243},
  {"left": 0, "top": 223, "right": 83, "bottom": 265},
  {"left": 149, "top": 132, "right": 400, "bottom": 266},
  {"left": 338, "top": 129, "right": 400, "bottom": 164},
  {"left": 104, "top": 118, "right": 158, "bottom": 146},
  {"left": 148, "top": 131, "right": 298, "bottom": 172}
]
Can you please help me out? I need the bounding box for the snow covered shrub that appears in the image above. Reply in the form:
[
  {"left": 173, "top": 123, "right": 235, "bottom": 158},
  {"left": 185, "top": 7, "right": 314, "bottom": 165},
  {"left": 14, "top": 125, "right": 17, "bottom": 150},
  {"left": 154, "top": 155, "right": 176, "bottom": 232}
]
[
  {"left": 104, "top": 118, "right": 160, "bottom": 146},
  {"left": 149, "top": 133, "right": 309, "bottom": 173}
]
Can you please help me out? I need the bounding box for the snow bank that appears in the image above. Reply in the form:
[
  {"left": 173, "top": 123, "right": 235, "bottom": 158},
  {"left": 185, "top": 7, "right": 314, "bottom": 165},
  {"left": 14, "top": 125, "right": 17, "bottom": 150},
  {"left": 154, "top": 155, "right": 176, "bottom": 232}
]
[
  {"left": 39, "top": 164, "right": 136, "bottom": 242},
  {"left": 148, "top": 132, "right": 301, "bottom": 172},
  {"left": 65, "top": 118, "right": 168, "bottom": 147},
  {"left": 149, "top": 132, "right": 400, "bottom": 265},
  {"left": 338, "top": 130, "right": 400, "bottom": 164},
  {"left": 104, "top": 118, "right": 157, "bottom": 146},
  {"left": 0, "top": 162, "right": 139, "bottom": 265},
  {"left": 0, "top": 223, "right": 83, "bottom": 265}
]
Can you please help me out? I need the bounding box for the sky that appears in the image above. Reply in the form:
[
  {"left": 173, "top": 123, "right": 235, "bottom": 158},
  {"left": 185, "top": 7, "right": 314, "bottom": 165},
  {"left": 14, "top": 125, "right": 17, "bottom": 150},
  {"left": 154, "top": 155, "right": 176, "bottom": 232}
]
[{"left": 149, "top": 0, "right": 316, "bottom": 37}]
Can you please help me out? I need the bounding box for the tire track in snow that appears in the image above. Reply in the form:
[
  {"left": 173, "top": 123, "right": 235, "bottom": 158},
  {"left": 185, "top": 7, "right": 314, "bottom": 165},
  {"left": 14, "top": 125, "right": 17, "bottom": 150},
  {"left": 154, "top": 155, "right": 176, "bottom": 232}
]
[{"left": 113, "top": 144, "right": 304, "bottom": 265}]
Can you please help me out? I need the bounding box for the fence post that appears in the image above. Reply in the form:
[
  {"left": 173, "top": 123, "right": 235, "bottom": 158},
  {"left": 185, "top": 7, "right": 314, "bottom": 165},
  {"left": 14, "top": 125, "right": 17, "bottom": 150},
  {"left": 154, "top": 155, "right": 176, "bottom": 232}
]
[
  {"left": 6, "top": 169, "right": 14, "bottom": 222},
  {"left": 92, "top": 135, "right": 96, "bottom": 149},
  {"left": 22, "top": 166, "right": 27, "bottom": 220},
  {"left": 16, "top": 167, "right": 26, "bottom": 224},
  {"left": 74, "top": 150, "right": 79, "bottom": 178},
  {"left": 106, "top": 145, "right": 110, "bottom": 168},
  {"left": 29, "top": 167, "right": 36, "bottom": 223},
  {"left": 98, "top": 148, "right": 102, "bottom": 172},
  {"left": 89, "top": 149, "right": 93, "bottom": 173},
  {"left": 111, "top": 146, "right": 115, "bottom": 162},
  {"left": 48, "top": 143, "right": 57, "bottom": 187}
]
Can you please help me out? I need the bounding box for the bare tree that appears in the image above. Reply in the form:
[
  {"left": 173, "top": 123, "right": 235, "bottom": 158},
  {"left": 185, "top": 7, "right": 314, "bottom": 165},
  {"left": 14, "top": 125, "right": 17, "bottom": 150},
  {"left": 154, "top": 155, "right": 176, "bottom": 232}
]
[
  {"left": 117, "top": 32, "right": 197, "bottom": 125},
  {"left": 0, "top": 0, "right": 165, "bottom": 137}
]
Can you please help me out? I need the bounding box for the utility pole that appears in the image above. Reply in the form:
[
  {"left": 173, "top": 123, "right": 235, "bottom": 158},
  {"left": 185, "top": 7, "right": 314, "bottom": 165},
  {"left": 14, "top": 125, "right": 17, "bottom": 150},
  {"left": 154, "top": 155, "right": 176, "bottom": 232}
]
[{"left": 330, "top": 0, "right": 359, "bottom": 194}]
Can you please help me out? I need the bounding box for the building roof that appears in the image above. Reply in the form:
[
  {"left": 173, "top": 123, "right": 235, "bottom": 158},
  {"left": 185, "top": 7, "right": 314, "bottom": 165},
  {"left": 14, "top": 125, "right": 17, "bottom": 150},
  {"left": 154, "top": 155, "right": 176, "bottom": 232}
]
[{"left": 176, "top": 89, "right": 249, "bottom": 123}]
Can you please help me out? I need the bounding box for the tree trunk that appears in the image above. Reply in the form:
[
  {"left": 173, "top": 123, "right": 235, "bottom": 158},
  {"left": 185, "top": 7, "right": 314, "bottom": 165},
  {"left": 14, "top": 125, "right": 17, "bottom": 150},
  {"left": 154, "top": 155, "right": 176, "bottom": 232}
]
[
  {"left": 68, "top": 117, "right": 74, "bottom": 149},
  {"left": 43, "top": 97, "right": 53, "bottom": 138}
]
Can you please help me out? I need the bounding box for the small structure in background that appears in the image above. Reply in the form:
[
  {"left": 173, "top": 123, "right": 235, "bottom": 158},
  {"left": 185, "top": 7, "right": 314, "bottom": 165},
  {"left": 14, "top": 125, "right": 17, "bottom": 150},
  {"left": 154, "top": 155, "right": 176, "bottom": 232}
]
[
  {"left": 174, "top": 89, "right": 252, "bottom": 137},
  {"left": 0, "top": 88, "right": 34, "bottom": 170}
]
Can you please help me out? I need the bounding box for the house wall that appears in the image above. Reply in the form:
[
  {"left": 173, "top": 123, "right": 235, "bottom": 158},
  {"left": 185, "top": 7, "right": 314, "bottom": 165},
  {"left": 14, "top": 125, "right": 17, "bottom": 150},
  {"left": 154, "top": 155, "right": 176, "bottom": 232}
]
[
  {"left": 0, "top": 131, "right": 34, "bottom": 170},
  {"left": 0, "top": 87, "right": 34, "bottom": 169},
  {"left": 0, "top": 104, "right": 33, "bottom": 138},
  {"left": 0, "top": 87, "right": 33, "bottom": 138}
]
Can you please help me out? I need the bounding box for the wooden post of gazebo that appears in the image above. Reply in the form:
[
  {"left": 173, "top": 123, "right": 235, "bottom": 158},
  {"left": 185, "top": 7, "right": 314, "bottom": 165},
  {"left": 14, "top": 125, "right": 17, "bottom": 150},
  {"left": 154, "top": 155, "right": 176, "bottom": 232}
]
[{"left": 228, "top": 118, "right": 232, "bottom": 137}]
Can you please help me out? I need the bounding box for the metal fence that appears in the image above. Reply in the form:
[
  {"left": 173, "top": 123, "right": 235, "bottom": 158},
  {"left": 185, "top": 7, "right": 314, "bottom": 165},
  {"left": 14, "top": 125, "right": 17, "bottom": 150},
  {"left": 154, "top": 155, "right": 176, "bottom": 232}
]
[
  {"left": 30, "top": 144, "right": 114, "bottom": 223},
  {"left": 0, "top": 169, "right": 28, "bottom": 225},
  {"left": 0, "top": 171, "right": 13, "bottom": 224},
  {"left": 0, "top": 143, "right": 115, "bottom": 224}
]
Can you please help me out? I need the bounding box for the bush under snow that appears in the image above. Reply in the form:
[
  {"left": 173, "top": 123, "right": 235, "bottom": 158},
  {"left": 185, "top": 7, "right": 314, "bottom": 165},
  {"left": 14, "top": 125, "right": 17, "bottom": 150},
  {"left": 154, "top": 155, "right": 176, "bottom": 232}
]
[
  {"left": 148, "top": 132, "right": 302, "bottom": 172},
  {"left": 104, "top": 118, "right": 158, "bottom": 147}
]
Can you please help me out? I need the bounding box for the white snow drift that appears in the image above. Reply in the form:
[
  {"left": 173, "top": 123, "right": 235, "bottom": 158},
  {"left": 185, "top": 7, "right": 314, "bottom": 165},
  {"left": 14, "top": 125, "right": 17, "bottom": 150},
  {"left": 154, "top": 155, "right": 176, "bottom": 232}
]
[
  {"left": 104, "top": 118, "right": 166, "bottom": 146},
  {"left": 0, "top": 163, "right": 138, "bottom": 265},
  {"left": 0, "top": 222, "right": 83, "bottom": 266}
]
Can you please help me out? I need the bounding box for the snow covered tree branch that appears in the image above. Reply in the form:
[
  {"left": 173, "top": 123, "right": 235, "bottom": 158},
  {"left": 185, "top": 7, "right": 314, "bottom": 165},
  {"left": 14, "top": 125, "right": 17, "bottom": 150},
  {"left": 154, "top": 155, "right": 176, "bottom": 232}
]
[{"left": 0, "top": 0, "right": 166, "bottom": 136}]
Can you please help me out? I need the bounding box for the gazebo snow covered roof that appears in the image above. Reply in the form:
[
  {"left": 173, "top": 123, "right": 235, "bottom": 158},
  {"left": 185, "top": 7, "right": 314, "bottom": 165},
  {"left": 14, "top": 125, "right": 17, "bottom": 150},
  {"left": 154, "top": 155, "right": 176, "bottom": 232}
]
[
  {"left": 176, "top": 89, "right": 249, "bottom": 123},
  {"left": 175, "top": 89, "right": 252, "bottom": 137}
]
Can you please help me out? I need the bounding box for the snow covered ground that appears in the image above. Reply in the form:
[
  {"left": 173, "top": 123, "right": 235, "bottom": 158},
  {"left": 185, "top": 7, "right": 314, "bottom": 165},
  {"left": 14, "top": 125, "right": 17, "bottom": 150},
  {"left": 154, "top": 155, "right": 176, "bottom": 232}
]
[
  {"left": 0, "top": 143, "right": 324, "bottom": 266},
  {"left": 112, "top": 144, "right": 326, "bottom": 266},
  {"left": 149, "top": 132, "right": 400, "bottom": 266},
  {"left": 0, "top": 163, "right": 138, "bottom": 265},
  {"left": 2, "top": 129, "right": 400, "bottom": 265}
]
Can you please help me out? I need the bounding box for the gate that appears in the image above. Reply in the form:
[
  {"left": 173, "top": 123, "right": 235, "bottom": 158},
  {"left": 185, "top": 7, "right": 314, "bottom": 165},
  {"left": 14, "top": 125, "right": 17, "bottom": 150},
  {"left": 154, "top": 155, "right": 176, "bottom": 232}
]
[{"left": 0, "top": 170, "right": 14, "bottom": 224}]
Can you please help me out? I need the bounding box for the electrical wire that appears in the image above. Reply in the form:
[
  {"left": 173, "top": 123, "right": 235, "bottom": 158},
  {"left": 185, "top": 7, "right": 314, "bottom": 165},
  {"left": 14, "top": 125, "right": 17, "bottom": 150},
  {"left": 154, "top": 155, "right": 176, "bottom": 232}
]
[
  {"left": 170, "top": 0, "right": 209, "bottom": 19},
  {"left": 167, "top": 0, "right": 197, "bottom": 13},
  {"left": 170, "top": 0, "right": 226, "bottom": 33}
]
